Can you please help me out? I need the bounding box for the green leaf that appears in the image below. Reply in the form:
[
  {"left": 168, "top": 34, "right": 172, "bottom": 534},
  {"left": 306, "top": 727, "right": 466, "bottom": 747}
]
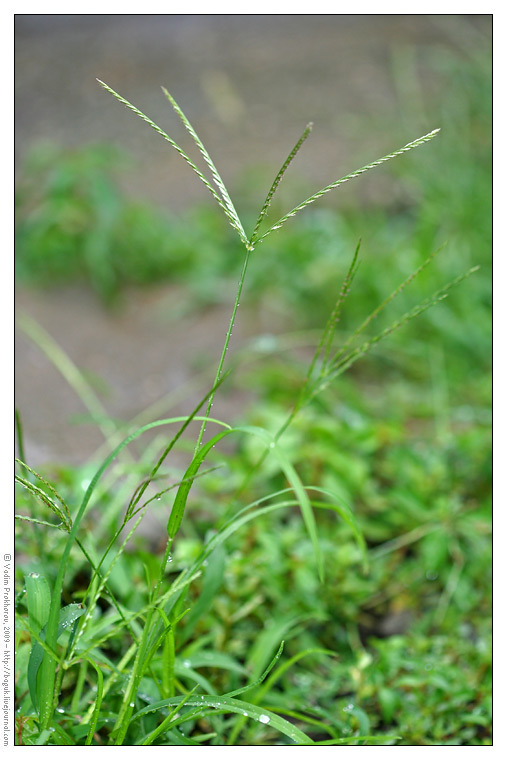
[
  {"left": 238, "top": 426, "right": 324, "bottom": 581},
  {"left": 132, "top": 694, "right": 314, "bottom": 745},
  {"left": 25, "top": 572, "right": 51, "bottom": 635},
  {"left": 168, "top": 425, "right": 324, "bottom": 580},
  {"left": 28, "top": 603, "right": 86, "bottom": 713},
  {"left": 84, "top": 659, "right": 104, "bottom": 745},
  {"left": 178, "top": 542, "right": 226, "bottom": 645}
]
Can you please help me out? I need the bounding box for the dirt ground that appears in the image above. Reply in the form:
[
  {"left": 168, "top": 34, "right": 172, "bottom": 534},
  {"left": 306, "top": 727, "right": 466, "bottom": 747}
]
[{"left": 14, "top": 14, "right": 491, "bottom": 467}]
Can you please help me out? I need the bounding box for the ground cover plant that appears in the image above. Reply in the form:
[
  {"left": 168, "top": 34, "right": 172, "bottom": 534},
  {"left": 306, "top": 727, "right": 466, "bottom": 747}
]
[{"left": 14, "top": 73, "right": 490, "bottom": 745}]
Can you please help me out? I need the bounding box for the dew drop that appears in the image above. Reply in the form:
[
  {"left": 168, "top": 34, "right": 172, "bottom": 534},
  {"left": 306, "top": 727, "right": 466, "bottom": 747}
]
[
  {"left": 259, "top": 714, "right": 270, "bottom": 724},
  {"left": 269, "top": 442, "right": 275, "bottom": 449},
  {"left": 129, "top": 702, "right": 135, "bottom": 708},
  {"left": 28, "top": 572, "right": 40, "bottom": 578},
  {"left": 183, "top": 659, "right": 191, "bottom": 668}
]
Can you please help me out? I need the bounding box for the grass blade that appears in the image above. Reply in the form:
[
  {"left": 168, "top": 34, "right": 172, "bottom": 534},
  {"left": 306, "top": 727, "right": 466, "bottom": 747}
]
[
  {"left": 15, "top": 409, "right": 28, "bottom": 477},
  {"left": 132, "top": 694, "right": 314, "bottom": 745},
  {"left": 28, "top": 603, "right": 85, "bottom": 713},
  {"left": 24, "top": 572, "right": 51, "bottom": 641},
  {"left": 36, "top": 400, "right": 225, "bottom": 730},
  {"left": 169, "top": 424, "right": 323, "bottom": 580},
  {"left": 84, "top": 659, "right": 104, "bottom": 745},
  {"left": 17, "top": 313, "right": 121, "bottom": 447},
  {"left": 238, "top": 426, "right": 324, "bottom": 581},
  {"left": 293, "top": 735, "right": 402, "bottom": 745},
  {"left": 224, "top": 641, "right": 285, "bottom": 699},
  {"left": 140, "top": 686, "right": 199, "bottom": 746},
  {"left": 167, "top": 429, "right": 232, "bottom": 539}
]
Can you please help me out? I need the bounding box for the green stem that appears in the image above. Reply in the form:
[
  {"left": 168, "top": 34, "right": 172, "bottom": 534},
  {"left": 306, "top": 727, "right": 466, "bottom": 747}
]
[
  {"left": 194, "top": 246, "right": 252, "bottom": 452},
  {"left": 70, "top": 659, "right": 88, "bottom": 714}
]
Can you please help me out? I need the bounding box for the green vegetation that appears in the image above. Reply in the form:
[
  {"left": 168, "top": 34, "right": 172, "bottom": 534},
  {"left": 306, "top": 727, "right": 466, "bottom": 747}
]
[{"left": 15, "top": 37, "right": 491, "bottom": 746}]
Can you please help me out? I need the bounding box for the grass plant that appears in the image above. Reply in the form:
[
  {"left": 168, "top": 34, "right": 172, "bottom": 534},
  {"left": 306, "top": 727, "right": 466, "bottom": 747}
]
[{"left": 14, "top": 81, "right": 487, "bottom": 746}]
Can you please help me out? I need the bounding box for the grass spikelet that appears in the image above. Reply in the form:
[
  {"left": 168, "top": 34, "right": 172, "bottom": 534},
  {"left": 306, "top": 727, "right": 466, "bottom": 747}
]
[
  {"left": 161, "top": 86, "right": 247, "bottom": 245},
  {"left": 249, "top": 122, "right": 313, "bottom": 246},
  {"left": 97, "top": 79, "right": 248, "bottom": 244},
  {"left": 255, "top": 129, "right": 441, "bottom": 244},
  {"left": 313, "top": 264, "right": 480, "bottom": 400},
  {"left": 327, "top": 244, "right": 445, "bottom": 371},
  {"left": 15, "top": 459, "right": 72, "bottom": 531}
]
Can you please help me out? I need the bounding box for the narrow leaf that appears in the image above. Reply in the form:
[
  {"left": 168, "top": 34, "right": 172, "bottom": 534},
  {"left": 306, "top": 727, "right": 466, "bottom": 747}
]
[
  {"left": 238, "top": 426, "right": 324, "bottom": 581},
  {"left": 84, "top": 659, "right": 104, "bottom": 745},
  {"left": 224, "top": 641, "right": 285, "bottom": 699},
  {"left": 25, "top": 572, "right": 51, "bottom": 639},
  {"left": 132, "top": 694, "right": 314, "bottom": 745},
  {"left": 28, "top": 603, "right": 86, "bottom": 713}
]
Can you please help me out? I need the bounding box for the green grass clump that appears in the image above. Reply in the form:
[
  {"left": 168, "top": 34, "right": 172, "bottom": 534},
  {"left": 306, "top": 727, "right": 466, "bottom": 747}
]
[{"left": 14, "top": 76, "right": 489, "bottom": 746}]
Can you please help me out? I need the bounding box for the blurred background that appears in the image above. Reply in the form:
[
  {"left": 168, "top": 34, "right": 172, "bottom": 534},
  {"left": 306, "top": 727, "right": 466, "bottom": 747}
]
[{"left": 15, "top": 14, "right": 491, "bottom": 466}]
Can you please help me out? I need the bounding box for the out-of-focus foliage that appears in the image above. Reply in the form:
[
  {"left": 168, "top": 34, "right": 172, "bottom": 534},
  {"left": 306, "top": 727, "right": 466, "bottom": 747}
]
[{"left": 15, "top": 31, "right": 491, "bottom": 746}]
